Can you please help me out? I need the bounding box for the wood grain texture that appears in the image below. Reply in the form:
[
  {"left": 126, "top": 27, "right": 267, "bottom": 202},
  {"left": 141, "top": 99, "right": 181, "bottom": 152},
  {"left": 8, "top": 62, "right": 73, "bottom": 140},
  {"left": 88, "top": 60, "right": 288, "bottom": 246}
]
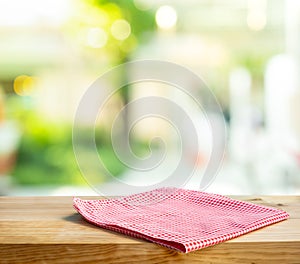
[{"left": 0, "top": 196, "right": 299, "bottom": 263}]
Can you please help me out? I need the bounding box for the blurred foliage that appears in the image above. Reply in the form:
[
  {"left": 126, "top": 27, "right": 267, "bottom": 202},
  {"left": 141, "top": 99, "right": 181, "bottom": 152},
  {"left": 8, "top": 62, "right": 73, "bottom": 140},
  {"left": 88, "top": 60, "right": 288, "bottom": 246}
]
[
  {"left": 66, "top": 0, "right": 156, "bottom": 103},
  {"left": 236, "top": 54, "right": 266, "bottom": 80},
  {"left": 9, "top": 96, "right": 151, "bottom": 185},
  {"left": 65, "top": 0, "right": 155, "bottom": 64},
  {"left": 8, "top": 1, "right": 275, "bottom": 186},
  {"left": 12, "top": 117, "right": 130, "bottom": 185},
  {"left": 93, "top": 0, "right": 155, "bottom": 42},
  {"left": 11, "top": 110, "right": 82, "bottom": 185},
  {"left": 8, "top": 0, "right": 157, "bottom": 186}
]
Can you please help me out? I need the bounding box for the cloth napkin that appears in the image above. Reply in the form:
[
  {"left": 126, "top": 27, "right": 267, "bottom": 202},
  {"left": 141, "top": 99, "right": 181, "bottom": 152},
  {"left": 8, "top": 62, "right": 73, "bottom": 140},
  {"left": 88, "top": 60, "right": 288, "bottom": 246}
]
[{"left": 73, "top": 187, "right": 289, "bottom": 253}]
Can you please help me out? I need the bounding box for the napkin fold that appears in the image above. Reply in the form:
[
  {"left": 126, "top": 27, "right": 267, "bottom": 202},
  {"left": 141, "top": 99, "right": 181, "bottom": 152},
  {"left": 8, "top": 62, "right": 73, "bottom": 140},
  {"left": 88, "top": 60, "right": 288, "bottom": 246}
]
[{"left": 73, "top": 187, "right": 289, "bottom": 253}]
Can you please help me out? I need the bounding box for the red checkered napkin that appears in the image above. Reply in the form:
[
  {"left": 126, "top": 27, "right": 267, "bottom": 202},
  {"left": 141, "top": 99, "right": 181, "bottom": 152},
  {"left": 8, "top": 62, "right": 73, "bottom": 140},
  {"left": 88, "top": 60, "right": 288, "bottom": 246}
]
[{"left": 73, "top": 187, "right": 289, "bottom": 253}]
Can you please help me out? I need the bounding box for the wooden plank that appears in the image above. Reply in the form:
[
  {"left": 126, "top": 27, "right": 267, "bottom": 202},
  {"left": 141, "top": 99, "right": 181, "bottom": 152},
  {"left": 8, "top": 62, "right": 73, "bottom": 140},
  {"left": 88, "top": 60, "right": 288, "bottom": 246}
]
[
  {"left": 0, "top": 196, "right": 299, "bottom": 263},
  {"left": 1, "top": 242, "right": 300, "bottom": 264}
]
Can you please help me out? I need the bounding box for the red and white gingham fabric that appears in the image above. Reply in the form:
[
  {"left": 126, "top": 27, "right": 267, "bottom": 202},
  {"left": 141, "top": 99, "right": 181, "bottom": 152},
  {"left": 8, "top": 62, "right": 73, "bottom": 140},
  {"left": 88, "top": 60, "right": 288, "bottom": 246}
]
[{"left": 73, "top": 187, "right": 289, "bottom": 253}]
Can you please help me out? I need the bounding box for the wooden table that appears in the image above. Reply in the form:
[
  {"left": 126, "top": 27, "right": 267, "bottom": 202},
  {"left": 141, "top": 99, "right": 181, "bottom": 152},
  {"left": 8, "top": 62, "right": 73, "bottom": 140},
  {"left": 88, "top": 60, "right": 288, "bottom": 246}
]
[{"left": 0, "top": 196, "right": 299, "bottom": 263}]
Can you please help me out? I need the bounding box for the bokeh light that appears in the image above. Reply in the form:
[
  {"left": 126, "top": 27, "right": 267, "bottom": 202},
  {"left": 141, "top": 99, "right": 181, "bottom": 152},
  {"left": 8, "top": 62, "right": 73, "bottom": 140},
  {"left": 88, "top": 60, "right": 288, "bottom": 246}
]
[
  {"left": 110, "top": 19, "right": 131, "bottom": 41},
  {"left": 86, "top": 27, "right": 108, "bottom": 48},
  {"left": 13, "top": 75, "right": 36, "bottom": 96},
  {"left": 155, "top": 5, "right": 177, "bottom": 30},
  {"left": 247, "top": 0, "right": 266, "bottom": 31}
]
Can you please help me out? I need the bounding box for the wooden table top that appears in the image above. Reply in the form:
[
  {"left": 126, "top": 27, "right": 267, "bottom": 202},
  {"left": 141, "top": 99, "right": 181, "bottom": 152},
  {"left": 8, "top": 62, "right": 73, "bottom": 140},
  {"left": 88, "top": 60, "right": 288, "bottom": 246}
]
[{"left": 0, "top": 195, "right": 299, "bottom": 263}]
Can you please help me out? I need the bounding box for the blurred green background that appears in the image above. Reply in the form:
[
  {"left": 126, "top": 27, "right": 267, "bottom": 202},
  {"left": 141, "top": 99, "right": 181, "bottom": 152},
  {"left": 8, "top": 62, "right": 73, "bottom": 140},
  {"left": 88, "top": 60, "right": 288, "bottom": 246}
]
[{"left": 1, "top": 0, "right": 300, "bottom": 195}]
